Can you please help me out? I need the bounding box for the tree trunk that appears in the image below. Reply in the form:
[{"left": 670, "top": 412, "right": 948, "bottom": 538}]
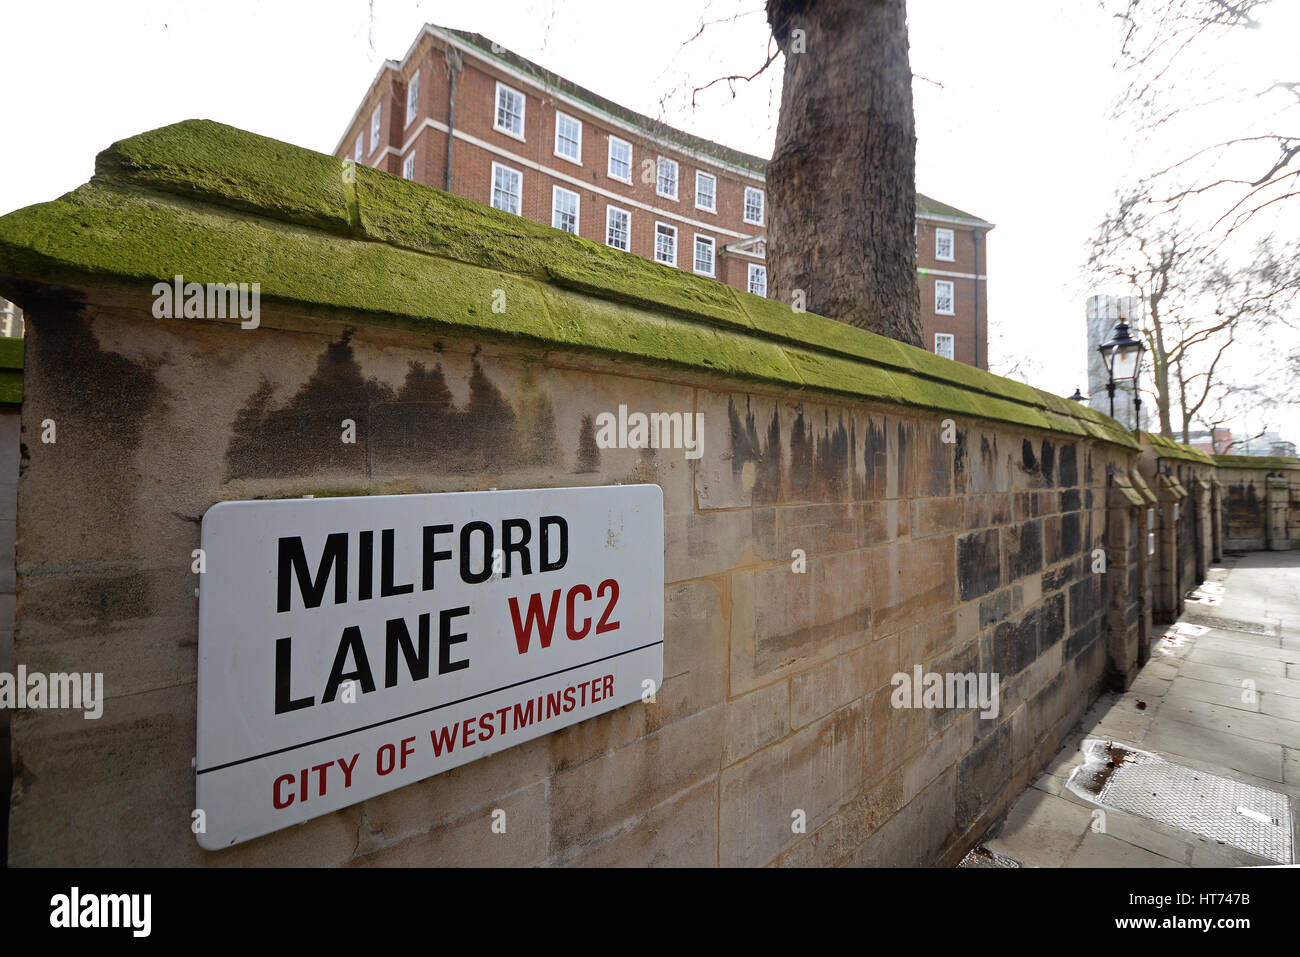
[{"left": 765, "top": 0, "right": 921, "bottom": 345}]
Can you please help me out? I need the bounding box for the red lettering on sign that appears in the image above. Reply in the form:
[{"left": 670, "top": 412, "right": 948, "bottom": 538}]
[
  {"left": 596, "top": 579, "right": 620, "bottom": 634},
  {"left": 509, "top": 590, "right": 561, "bottom": 653}
]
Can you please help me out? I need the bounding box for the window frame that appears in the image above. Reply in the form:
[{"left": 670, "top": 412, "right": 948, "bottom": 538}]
[
  {"left": 607, "top": 135, "right": 633, "bottom": 184},
  {"left": 743, "top": 186, "right": 765, "bottom": 226},
  {"left": 934, "top": 333, "right": 955, "bottom": 360},
  {"left": 654, "top": 221, "right": 678, "bottom": 267},
  {"left": 747, "top": 263, "right": 767, "bottom": 297},
  {"left": 693, "top": 233, "right": 716, "bottom": 277},
  {"left": 695, "top": 171, "right": 717, "bottom": 213},
  {"left": 656, "top": 156, "right": 679, "bottom": 201},
  {"left": 406, "top": 71, "right": 420, "bottom": 128},
  {"left": 493, "top": 81, "right": 527, "bottom": 141},
  {"left": 353, "top": 135, "right": 363, "bottom": 162},
  {"left": 402, "top": 152, "right": 416, "bottom": 180},
  {"left": 369, "top": 105, "right": 382, "bottom": 153},
  {"left": 934, "top": 279, "right": 956, "bottom": 316},
  {"left": 490, "top": 161, "right": 523, "bottom": 216},
  {"left": 935, "top": 227, "right": 955, "bottom": 262},
  {"left": 552, "top": 185, "right": 580, "bottom": 234},
  {"left": 553, "top": 111, "right": 583, "bottom": 165},
  {"left": 605, "top": 205, "right": 631, "bottom": 251}
]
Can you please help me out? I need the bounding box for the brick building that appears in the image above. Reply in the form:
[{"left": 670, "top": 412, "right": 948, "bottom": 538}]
[{"left": 334, "top": 24, "right": 993, "bottom": 368}]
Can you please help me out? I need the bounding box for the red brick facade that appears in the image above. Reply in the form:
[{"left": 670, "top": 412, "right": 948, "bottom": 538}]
[{"left": 336, "top": 25, "right": 991, "bottom": 369}]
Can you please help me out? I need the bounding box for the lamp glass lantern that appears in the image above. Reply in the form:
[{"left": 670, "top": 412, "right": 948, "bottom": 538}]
[{"left": 1097, "top": 319, "right": 1145, "bottom": 426}]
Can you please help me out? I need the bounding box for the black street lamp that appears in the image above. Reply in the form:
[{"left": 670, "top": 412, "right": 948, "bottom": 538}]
[{"left": 1097, "top": 319, "right": 1144, "bottom": 429}]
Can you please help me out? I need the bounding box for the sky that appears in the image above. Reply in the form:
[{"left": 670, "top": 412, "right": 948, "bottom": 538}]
[{"left": 1, "top": 0, "right": 1296, "bottom": 441}]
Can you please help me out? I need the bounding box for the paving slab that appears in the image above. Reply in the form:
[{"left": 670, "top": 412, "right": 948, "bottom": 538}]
[{"left": 1066, "top": 831, "right": 1186, "bottom": 868}]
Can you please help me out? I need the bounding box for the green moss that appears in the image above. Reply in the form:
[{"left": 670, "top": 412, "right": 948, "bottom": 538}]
[
  {"left": 0, "top": 369, "right": 20, "bottom": 404},
  {"left": 1213, "top": 454, "right": 1300, "bottom": 469},
  {"left": 96, "top": 120, "right": 353, "bottom": 233},
  {"left": 1141, "top": 432, "right": 1217, "bottom": 466},
  {"left": 0, "top": 119, "right": 1142, "bottom": 450},
  {"left": 0, "top": 336, "right": 22, "bottom": 370},
  {"left": 355, "top": 167, "right": 755, "bottom": 332}
]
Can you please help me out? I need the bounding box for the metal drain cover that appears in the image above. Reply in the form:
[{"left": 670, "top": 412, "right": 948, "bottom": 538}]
[
  {"left": 1067, "top": 741, "right": 1294, "bottom": 865},
  {"left": 1178, "top": 613, "right": 1278, "bottom": 637}
]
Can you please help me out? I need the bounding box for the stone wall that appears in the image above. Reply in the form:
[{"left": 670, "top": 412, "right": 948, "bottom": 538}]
[
  {"left": 1214, "top": 457, "right": 1300, "bottom": 553},
  {"left": 0, "top": 120, "right": 1265, "bottom": 867}
]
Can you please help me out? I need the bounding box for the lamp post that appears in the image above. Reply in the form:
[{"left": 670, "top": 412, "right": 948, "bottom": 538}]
[{"left": 1096, "top": 320, "right": 1145, "bottom": 430}]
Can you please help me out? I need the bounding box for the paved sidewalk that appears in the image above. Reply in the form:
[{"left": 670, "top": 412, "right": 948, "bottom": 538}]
[{"left": 974, "top": 551, "right": 1300, "bottom": 867}]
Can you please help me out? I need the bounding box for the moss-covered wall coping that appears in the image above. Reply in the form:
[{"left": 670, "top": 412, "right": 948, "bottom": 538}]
[
  {"left": 1213, "top": 454, "right": 1300, "bottom": 470},
  {"left": 1141, "top": 432, "right": 1216, "bottom": 466},
  {"left": 0, "top": 120, "right": 1139, "bottom": 448}
]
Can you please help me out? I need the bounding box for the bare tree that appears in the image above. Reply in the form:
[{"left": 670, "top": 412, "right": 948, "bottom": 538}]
[
  {"left": 1090, "top": 205, "right": 1300, "bottom": 441},
  {"left": 1103, "top": 0, "right": 1297, "bottom": 246}
]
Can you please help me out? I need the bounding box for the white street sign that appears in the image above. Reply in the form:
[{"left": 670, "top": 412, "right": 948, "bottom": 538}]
[{"left": 195, "top": 485, "right": 664, "bottom": 850}]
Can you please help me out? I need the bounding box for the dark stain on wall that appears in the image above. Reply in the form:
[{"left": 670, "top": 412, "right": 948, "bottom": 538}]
[
  {"left": 1020, "top": 439, "right": 1037, "bottom": 475},
  {"left": 26, "top": 299, "right": 161, "bottom": 462},
  {"left": 1058, "top": 443, "right": 1078, "bottom": 487},
  {"left": 226, "top": 335, "right": 559, "bottom": 478},
  {"left": 727, "top": 398, "right": 782, "bottom": 503},
  {"left": 1224, "top": 482, "right": 1264, "bottom": 541},
  {"left": 1039, "top": 440, "right": 1056, "bottom": 486},
  {"left": 814, "top": 410, "right": 849, "bottom": 501},
  {"left": 861, "top": 416, "right": 888, "bottom": 500},
  {"left": 897, "top": 421, "right": 912, "bottom": 495},
  {"left": 790, "top": 409, "right": 812, "bottom": 501},
  {"left": 953, "top": 429, "right": 968, "bottom": 493},
  {"left": 575, "top": 413, "right": 600, "bottom": 473}
]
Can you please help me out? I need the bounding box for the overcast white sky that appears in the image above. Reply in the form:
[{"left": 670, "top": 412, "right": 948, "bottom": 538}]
[{"left": 2, "top": 0, "right": 1296, "bottom": 440}]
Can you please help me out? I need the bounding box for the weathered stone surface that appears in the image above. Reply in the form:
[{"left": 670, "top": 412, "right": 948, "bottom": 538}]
[
  {"left": 994, "top": 608, "right": 1041, "bottom": 678},
  {"left": 791, "top": 641, "right": 898, "bottom": 729},
  {"left": 550, "top": 706, "right": 723, "bottom": 851},
  {"left": 567, "top": 779, "right": 717, "bottom": 867},
  {"left": 774, "top": 770, "right": 904, "bottom": 867},
  {"left": 1007, "top": 519, "right": 1044, "bottom": 581},
  {"left": 351, "top": 781, "right": 549, "bottom": 867},
  {"left": 719, "top": 701, "right": 864, "bottom": 867},
  {"left": 869, "top": 536, "right": 955, "bottom": 638},
  {"left": 956, "top": 722, "right": 1012, "bottom": 831},
  {"left": 846, "top": 768, "right": 956, "bottom": 867},
  {"left": 723, "top": 681, "right": 790, "bottom": 767},
  {"left": 957, "top": 529, "right": 1001, "bottom": 600}
]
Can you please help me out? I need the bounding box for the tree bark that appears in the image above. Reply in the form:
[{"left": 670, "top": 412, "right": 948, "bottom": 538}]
[{"left": 765, "top": 0, "right": 921, "bottom": 345}]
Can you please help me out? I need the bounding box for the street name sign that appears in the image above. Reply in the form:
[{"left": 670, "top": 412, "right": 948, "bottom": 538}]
[{"left": 195, "top": 485, "right": 664, "bottom": 849}]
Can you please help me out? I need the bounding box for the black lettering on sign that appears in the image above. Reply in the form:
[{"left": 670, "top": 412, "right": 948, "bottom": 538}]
[
  {"left": 322, "top": 626, "right": 376, "bottom": 703},
  {"left": 422, "top": 524, "right": 453, "bottom": 591},
  {"left": 385, "top": 613, "right": 430, "bottom": 687},
  {"left": 274, "top": 636, "right": 315, "bottom": 714},
  {"left": 460, "top": 521, "right": 494, "bottom": 585},
  {"left": 439, "top": 606, "right": 471, "bottom": 673},
  {"left": 277, "top": 534, "right": 348, "bottom": 613},
  {"left": 501, "top": 518, "right": 532, "bottom": 577},
  {"left": 539, "top": 516, "right": 568, "bottom": 572},
  {"left": 381, "top": 528, "right": 414, "bottom": 597}
]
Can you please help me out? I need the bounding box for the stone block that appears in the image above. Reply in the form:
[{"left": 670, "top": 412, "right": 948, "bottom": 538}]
[
  {"left": 723, "top": 681, "right": 790, "bottom": 766},
  {"left": 719, "top": 700, "right": 864, "bottom": 866},
  {"left": 957, "top": 529, "right": 1000, "bottom": 601}
]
